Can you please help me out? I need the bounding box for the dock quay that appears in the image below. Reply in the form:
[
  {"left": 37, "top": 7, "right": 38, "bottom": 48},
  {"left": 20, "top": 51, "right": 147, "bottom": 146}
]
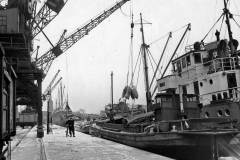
[{"left": 9, "top": 125, "right": 173, "bottom": 160}]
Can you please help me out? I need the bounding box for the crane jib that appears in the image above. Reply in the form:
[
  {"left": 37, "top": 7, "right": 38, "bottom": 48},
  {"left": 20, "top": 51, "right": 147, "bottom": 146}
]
[{"left": 35, "top": 0, "right": 130, "bottom": 76}]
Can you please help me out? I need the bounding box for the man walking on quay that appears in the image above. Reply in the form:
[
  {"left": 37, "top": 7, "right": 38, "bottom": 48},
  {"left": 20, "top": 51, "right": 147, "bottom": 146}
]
[
  {"left": 65, "top": 118, "right": 70, "bottom": 137},
  {"left": 68, "top": 117, "right": 75, "bottom": 137}
]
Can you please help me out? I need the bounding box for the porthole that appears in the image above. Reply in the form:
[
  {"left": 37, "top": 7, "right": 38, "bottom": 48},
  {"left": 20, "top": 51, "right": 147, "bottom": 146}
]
[
  {"left": 225, "top": 109, "right": 230, "bottom": 116},
  {"left": 205, "top": 112, "right": 209, "bottom": 118},
  {"left": 200, "top": 82, "right": 203, "bottom": 87},
  {"left": 209, "top": 79, "right": 213, "bottom": 85},
  {"left": 217, "top": 110, "right": 223, "bottom": 117}
]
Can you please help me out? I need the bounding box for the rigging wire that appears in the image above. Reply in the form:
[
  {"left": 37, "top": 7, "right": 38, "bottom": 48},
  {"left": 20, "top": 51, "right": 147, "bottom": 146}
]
[
  {"left": 172, "top": 24, "right": 189, "bottom": 34},
  {"left": 149, "top": 32, "right": 169, "bottom": 46},
  {"left": 201, "top": 14, "right": 224, "bottom": 42},
  {"left": 65, "top": 53, "right": 69, "bottom": 107},
  {"left": 124, "top": 0, "right": 134, "bottom": 87},
  {"left": 147, "top": 49, "right": 162, "bottom": 77},
  {"left": 136, "top": 50, "right": 142, "bottom": 87},
  {"left": 147, "top": 52, "right": 158, "bottom": 86},
  {"left": 120, "top": 5, "right": 130, "bottom": 17},
  {"left": 147, "top": 51, "right": 155, "bottom": 76},
  {"left": 232, "top": 17, "right": 240, "bottom": 30},
  {"left": 119, "top": 0, "right": 133, "bottom": 17},
  {"left": 149, "top": 23, "right": 189, "bottom": 46},
  {"left": 220, "top": 15, "right": 225, "bottom": 33},
  {"left": 132, "top": 47, "right": 141, "bottom": 81},
  {"left": 130, "top": 13, "right": 134, "bottom": 86},
  {"left": 147, "top": 49, "right": 157, "bottom": 67}
]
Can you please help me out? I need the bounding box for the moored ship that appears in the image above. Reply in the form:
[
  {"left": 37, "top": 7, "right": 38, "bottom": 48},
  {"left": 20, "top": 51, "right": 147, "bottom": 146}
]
[{"left": 91, "top": 1, "right": 240, "bottom": 160}]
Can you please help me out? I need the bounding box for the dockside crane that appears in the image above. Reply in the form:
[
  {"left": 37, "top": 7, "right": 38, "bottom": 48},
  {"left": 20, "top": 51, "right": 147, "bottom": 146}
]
[
  {"left": 34, "top": 0, "right": 130, "bottom": 77},
  {"left": 42, "top": 69, "right": 63, "bottom": 133},
  {"left": 30, "top": 0, "right": 68, "bottom": 39},
  {"left": 43, "top": 69, "right": 61, "bottom": 98}
]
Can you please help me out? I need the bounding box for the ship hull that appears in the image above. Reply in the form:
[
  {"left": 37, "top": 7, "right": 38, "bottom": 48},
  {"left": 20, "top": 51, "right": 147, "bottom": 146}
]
[
  {"left": 90, "top": 126, "right": 239, "bottom": 160},
  {"left": 52, "top": 111, "right": 67, "bottom": 126}
]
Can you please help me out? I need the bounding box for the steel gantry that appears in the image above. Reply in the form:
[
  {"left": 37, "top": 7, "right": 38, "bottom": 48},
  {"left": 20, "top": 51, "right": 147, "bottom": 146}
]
[
  {"left": 35, "top": 0, "right": 130, "bottom": 76},
  {"left": 31, "top": 0, "right": 68, "bottom": 38}
]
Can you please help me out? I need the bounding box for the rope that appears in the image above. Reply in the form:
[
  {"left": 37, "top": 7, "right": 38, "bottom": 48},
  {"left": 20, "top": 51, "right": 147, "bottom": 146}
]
[
  {"left": 136, "top": 51, "right": 142, "bottom": 87},
  {"left": 119, "top": 0, "right": 132, "bottom": 18},
  {"left": 120, "top": 6, "right": 130, "bottom": 17},
  {"left": 126, "top": 43, "right": 131, "bottom": 86},
  {"left": 65, "top": 53, "right": 69, "bottom": 105},
  {"left": 201, "top": 14, "right": 224, "bottom": 42},
  {"left": 147, "top": 51, "right": 155, "bottom": 75},
  {"left": 147, "top": 49, "right": 162, "bottom": 76},
  {"left": 233, "top": 17, "right": 240, "bottom": 30},
  {"left": 124, "top": 1, "right": 134, "bottom": 87},
  {"left": 130, "top": 13, "right": 134, "bottom": 86},
  {"left": 149, "top": 32, "right": 169, "bottom": 45},
  {"left": 132, "top": 46, "right": 141, "bottom": 80},
  {"left": 147, "top": 49, "right": 157, "bottom": 67},
  {"left": 220, "top": 15, "right": 225, "bottom": 33},
  {"left": 172, "top": 24, "right": 188, "bottom": 33},
  {"left": 147, "top": 53, "right": 158, "bottom": 85},
  {"left": 149, "top": 23, "right": 190, "bottom": 46}
]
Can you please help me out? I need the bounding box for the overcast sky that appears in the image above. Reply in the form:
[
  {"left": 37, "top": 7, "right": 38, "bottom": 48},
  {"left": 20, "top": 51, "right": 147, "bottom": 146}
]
[{"left": 37, "top": 0, "right": 240, "bottom": 113}]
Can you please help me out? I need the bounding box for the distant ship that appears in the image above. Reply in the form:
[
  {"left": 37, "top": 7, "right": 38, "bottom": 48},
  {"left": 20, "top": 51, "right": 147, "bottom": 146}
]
[
  {"left": 91, "top": 2, "right": 240, "bottom": 160},
  {"left": 52, "top": 101, "right": 73, "bottom": 126}
]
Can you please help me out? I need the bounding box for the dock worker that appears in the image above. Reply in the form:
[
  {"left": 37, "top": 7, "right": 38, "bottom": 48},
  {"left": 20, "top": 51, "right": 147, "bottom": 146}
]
[
  {"left": 65, "top": 118, "right": 70, "bottom": 137},
  {"left": 68, "top": 117, "right": 75, "bottom": 137}
]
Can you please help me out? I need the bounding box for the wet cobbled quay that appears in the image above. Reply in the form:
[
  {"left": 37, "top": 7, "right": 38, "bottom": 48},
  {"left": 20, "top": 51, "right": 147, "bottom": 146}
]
[{"left": 11, "top": 125, "right": 173, "bottom": 160}]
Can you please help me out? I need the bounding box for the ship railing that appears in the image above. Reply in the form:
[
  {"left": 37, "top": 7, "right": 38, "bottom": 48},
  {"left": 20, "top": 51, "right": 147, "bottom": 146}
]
[
  {"left": 204, "top": 57, "right": 238, "bottom": 73},
  {"left": 144, "top": 117, "right": 236, "bottom": 133}
]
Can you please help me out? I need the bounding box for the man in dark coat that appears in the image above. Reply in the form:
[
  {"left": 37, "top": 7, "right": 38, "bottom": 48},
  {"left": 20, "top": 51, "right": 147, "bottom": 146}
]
[
  {"left": 65, "top": 118, "right": 70, "bottom": 137},
  {"left": 68, "top": 117, "right": 75, "bottom": 137}
]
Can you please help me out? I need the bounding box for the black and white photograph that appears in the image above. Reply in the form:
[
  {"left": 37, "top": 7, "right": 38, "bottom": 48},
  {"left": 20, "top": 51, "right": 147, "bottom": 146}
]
[{"left": 0, "top": 0, "right": 239, "bottom": 160}]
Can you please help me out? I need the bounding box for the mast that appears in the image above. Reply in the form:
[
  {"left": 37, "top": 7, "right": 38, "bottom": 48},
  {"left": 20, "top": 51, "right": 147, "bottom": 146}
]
[
  {"left": 151, "top": 24, "right": 191, "bottom": 98},
  {"left": 140, "top": 13, "right": 152, "bottom": 111},
  {"left": 223, "top": 0, "right": 235, "bottom": 54}
]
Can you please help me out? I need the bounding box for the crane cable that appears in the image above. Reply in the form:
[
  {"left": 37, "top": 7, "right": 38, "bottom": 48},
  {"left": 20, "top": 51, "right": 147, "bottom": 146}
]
[{"left": 65, "top": 53, "right": 69, "bottom": 108}]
